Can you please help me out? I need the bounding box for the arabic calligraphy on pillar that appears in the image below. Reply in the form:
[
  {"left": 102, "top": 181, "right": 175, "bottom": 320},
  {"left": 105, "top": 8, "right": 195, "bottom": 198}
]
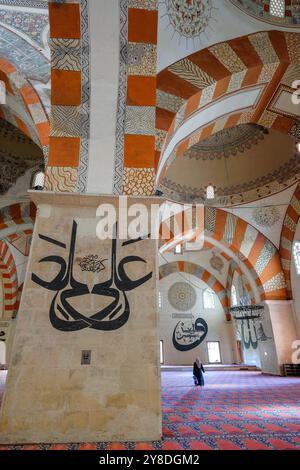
[{"left": 31, "top": 221, "right": 153, "bottom": 332}]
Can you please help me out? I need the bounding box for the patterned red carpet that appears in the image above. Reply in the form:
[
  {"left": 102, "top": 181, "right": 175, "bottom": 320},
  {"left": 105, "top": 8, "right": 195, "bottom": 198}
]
[{"left": 0, "top": 370, "right": 300, "bottom": 450}]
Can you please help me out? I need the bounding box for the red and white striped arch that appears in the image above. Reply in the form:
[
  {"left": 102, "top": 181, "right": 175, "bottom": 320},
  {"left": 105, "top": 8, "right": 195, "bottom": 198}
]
[
  {"left": 280, "top": 184, "right": 300, "bottom": 299},
  {"left": 160, "top": 207, "right": 287, "bottom": 301},
  {"left": 156, "top": 30, "right": 300, "bottom": 199}
]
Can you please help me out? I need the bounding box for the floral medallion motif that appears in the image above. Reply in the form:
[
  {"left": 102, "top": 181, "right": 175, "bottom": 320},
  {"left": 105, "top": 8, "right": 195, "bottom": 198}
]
[
  {"left": 210, "top": 252, "right": 224, "bottom": 274},
  {"left": 168, "top": 282, "right": 197, "bottom": 311},
  {"left": 163, "top": 0, "right": 214, "bottom": 39},
  {"left": 252, "top": 206, "right": 280, "bottom": 228}
]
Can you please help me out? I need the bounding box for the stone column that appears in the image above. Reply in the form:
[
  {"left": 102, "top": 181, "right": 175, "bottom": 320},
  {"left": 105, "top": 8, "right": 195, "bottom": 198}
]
[
  {"left": 259, "top": 300, "right": 298, "bottom": 375},
  {"left": 0, "top": 191, "right": 162, "bottom": 444}
]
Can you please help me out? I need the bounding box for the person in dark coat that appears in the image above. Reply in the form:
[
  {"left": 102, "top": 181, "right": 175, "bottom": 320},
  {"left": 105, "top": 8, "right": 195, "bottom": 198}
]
[{"left": 193, "top": 356, "right": 205, "bottom": 387}]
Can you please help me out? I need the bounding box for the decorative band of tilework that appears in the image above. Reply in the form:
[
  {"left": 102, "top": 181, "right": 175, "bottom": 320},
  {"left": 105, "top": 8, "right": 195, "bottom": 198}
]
[
  {"left": 279, "top": 184, "right": 300, "bottom": 299},
  {"left": 0, "top": 57, "right": 49, "bottom": 159},
  {"left": 121, "top": 0, "right": 158, "bottom": 196},
  {"left": 46, "top": 0, "right": 90, "bottom": 193},
  {"left": 113, "top": 0, "right": 128, "bottom": 195},
  {"left": 160, "top": 207, "right": 287, "bottom": 301},
  {"left": 159, "top": 261, "right": 230, "bottom": 320}
]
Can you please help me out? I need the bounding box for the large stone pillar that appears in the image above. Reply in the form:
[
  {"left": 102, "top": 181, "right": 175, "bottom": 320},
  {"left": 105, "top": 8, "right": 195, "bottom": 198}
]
[
  {"left": 0, "top": 191, "right": 162, "bottom": 444},
  {"left": 259, "top": 301, "right": 298, "bottom": 375}
]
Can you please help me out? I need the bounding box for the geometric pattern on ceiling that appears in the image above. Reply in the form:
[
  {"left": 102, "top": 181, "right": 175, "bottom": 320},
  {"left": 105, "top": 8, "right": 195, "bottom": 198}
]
[
  {"left": 230, "top": 0, "right": 300, "bottom": 27},
  {"left": 159, "top": 206, "right": 287, "bottom": 301},
  {"left": 187, "top": 123, "right": 267, "bottom": 160},
  {"left": 280, "top": 183, "right": 300, "bottom": 298},
  {"left": 156, "top": 30, "right": 300, "bottom": 204}
]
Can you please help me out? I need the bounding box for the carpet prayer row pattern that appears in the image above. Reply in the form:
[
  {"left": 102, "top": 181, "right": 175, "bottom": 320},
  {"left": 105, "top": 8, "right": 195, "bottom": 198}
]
[{"left": 0, "top": 371, "right": 300, "bottom": 450}]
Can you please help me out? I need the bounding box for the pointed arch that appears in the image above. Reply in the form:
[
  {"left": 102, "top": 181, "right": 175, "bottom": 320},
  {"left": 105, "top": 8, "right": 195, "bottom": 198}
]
[
  {"left": 160, "top": 206, "right": 287, "bottom": 301},
  {"left": 159, "top": 261, "right": 230, "bottom": 320},
  {"left": 156, "top": 31, "right": 300, "bottom": 203},
  {"left": 0, "top": 57, "right": 49, "bottom": 153}
]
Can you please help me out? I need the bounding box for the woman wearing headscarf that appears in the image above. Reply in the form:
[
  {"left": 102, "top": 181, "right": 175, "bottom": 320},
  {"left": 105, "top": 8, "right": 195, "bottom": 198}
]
[{"left": 193, "top": 356, "right": 205, "bottom": 387}]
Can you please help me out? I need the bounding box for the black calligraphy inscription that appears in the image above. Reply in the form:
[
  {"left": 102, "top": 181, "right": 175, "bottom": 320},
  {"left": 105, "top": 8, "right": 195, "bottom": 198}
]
[
  {"left": 173, "top": 317, "right": 208, "bottom": 352},
  {"left": 79, "top": 255, "right": 107, "bottom": 273},
  {"left": 0, "top": 331, "right": 5, "bottom": 342},
  {"left": 32, "top": 221, "right": 152, "bottom": 332},
  {"left": 240, "top": 318, "right": 258, "bottom": 350}
]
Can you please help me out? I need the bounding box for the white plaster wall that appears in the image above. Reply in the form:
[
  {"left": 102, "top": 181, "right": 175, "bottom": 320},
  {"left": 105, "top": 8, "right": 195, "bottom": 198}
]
[
  {"left": 87, "top": 0, "right": 120, "bottom": 194},
  {"left": 290, "top": 218, "right": 300, "bottom": 335},
  {"left": 159, "top": 273, "right": 235, "bottom": 365},
  {"left": 0, "top": 342, "right": 5, "bottom": 365}
]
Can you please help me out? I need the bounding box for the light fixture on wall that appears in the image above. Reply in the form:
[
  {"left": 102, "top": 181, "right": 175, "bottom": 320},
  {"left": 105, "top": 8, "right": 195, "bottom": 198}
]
[{"left": 296, "top": 142, "right": 300, "bottom": 154}]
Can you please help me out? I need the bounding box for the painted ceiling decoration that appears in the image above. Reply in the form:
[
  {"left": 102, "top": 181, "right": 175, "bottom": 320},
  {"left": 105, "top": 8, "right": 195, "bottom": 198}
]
[
  {"left": 252, "top": 205, "right": 281, "bottom": 228},
  {"left": 160, "top": 261, "right": 230, "bottom": 320},
  {"left": 0, "top": 119, "right": 43, "bottom": 194},
  {"left": 186, "top": 123, "right": 268, "bottom": 160},
  {"left": 160, "top": 206, "right": 287, "bottom": 301},
  {"left": 209, "top": 251, "right": 224, "bottom": 274},
  {"left": 156, "top": 30, "right": 300, "bottom": 205},
  {"left": 230, "top": 0, "right": 300, "bottom": 27},
  {"left": 160, "top": 127, "right": 300, "bottom": 205},
  {"left": 0, "top": 0, "right": 50, "bottom": 112},
  {"left": 160, "top": 0, "right": 216, "bottom": 43}
]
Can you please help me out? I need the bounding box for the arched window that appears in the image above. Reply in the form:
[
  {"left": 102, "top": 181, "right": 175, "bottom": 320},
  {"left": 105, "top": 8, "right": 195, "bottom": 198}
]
[
  {"left": 206, "top": 185, "right": 215, "bottom": 200},
  {"left": 158, "top": 291, "right": 162, "bottom": 310},
  {"left": 231, "top": 285, "right": 238, "bottom": 307},
  {"left": 293, "top": 241, "right": 300, "bottom": 275},
  {"left": 31, "top": 170, "right": 45, "bottom": 190},
  {"left": 270, "top": 0, "right": 285, "bottom": 18},
  {"left": 203, "top": 289, "right": 215, "bottom": 309}
]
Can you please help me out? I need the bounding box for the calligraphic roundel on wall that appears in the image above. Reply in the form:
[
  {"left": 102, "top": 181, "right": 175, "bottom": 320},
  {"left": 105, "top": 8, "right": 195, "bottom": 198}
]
[{"left": 168, "top": 282, "right": 197, "bottom": 311}]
